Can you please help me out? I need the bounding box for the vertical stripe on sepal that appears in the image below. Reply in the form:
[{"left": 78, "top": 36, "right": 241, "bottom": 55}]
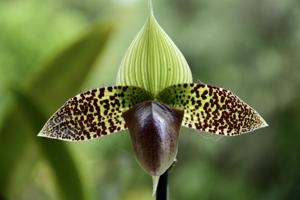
[{"left": 116, "top": 14, "right": 192, "bottom": 96}]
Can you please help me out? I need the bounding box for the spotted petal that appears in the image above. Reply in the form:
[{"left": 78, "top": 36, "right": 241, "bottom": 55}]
[
  {"left": 157, "top": 83, "right": 268, "bottom": 136},
  {"left": 38, "top": 86, "right": 153, "bottom": 141}
]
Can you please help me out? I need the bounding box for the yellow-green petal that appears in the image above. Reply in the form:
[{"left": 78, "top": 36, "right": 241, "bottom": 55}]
[
  {"left": 38, "top": 86, "right": 153, "bottom": 141},
  {"left": 116, "top": 12, "right": 193, "bottom": 96},
  {"left": 157, "top": 83, "right": 268, "bottom": 136}
]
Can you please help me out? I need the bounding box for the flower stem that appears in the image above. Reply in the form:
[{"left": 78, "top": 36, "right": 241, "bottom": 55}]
[
  {"left": 148, "top": 0, "right": 154, "bottom": 16},
  {"left": 156, "top": 169, "right": 168, "bottom": 200}
]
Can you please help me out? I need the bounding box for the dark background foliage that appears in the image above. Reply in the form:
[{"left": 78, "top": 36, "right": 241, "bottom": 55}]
[{"left": 0, "top": 0, "right": 299, "bottom": 199}]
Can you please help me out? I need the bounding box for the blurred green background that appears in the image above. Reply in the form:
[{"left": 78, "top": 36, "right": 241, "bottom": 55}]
[{"left": 0, "top": 0, "right": 300, "bottom": 199}]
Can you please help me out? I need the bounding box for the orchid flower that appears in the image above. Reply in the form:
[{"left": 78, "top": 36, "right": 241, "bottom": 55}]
[{"left": 38, "top": 0, "right": 267, "bottom": 194}]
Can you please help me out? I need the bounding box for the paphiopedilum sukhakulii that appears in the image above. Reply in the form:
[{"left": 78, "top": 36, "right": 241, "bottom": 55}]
[{"left": 38, "top": 1, "right": 268, "bottom": 193}]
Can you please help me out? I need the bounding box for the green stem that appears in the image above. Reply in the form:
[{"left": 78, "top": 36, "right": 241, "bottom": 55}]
[{"left": 148, "top": 0, "right": 154, "bottom": 16}]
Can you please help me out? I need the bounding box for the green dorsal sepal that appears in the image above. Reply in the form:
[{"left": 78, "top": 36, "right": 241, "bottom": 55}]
[
  {"left": 116, "top": 11, "right": 193, "bottom": 96},
  {"left": 157, "top": 83, "right": 268, "bottom": 136},
  {"left": 38, "top": 86, "right": 153, "bottom": 141}
]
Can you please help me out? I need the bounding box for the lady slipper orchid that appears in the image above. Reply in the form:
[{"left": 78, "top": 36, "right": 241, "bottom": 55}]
[{"left": 38, "top": 0, "right": 268, "bottom": 194}]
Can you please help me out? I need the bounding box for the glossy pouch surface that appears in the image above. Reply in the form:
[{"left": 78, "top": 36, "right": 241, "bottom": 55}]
[{"left": 123, "top": 101, "right": 184, "bottom": 176}]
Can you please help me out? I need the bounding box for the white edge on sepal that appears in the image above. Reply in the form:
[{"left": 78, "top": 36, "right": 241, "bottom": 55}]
[{"left": 152, "top": 175, "right": 160, "bottom": 196}]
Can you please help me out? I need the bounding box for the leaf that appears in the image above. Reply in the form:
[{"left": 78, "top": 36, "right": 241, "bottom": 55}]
[
  {"left": 13, "top": 89, "right": 86, "bottom": 200},
  {"left": 39, "top": 86, "right": 153, "bottom": 141},
  {"left": 26, "top": 23, "right": 113, "bottom": 114},
  {"left": 157, "top": 83, "right": 268, "bottom": 136},
  {"left": 0, "top": 97, "right": 35, "bottom": 198},
  {"left": 116, "top": 13, "right": 193, "bottom": 96},
  {"left": 0, "top": 24, "right": 113, "bottom": 200}
]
